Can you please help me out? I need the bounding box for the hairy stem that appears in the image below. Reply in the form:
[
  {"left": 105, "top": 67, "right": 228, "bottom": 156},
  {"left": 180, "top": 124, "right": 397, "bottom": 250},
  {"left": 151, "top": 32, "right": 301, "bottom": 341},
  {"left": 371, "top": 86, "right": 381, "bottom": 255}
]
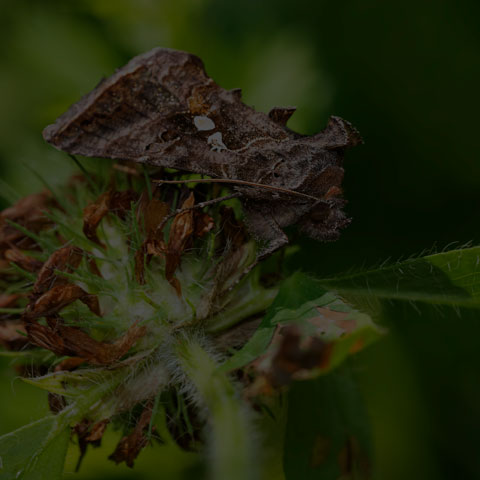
[{"left": 176, "top": 336, "right": 258, "bottom": 480}]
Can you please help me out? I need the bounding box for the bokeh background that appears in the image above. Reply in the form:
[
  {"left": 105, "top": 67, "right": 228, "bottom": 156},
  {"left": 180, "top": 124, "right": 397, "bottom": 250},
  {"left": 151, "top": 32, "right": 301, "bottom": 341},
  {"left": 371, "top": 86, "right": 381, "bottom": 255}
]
[{"left": 0, "top": 1, "right": 479, "bottom": 479}]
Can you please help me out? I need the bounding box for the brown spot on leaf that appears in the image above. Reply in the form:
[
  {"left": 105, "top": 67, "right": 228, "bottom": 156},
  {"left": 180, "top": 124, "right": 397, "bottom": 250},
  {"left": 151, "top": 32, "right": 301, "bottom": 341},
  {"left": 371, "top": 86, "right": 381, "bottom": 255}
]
[
  {"left": 338, "top": 435, "right": 371, "bottom": 479},
  {"left": 267, "top": 326, "right": 329, "bottom": 387},
  {"left": 310, "top": 435, "right": 331, "bottom": 468}
]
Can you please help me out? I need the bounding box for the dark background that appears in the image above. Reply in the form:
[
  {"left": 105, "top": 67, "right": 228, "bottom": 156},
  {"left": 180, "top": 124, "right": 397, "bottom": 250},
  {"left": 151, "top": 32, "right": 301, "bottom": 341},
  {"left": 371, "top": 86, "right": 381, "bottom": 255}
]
[{"left": 0, "top": 1, "right": 478, "bottom": 479}]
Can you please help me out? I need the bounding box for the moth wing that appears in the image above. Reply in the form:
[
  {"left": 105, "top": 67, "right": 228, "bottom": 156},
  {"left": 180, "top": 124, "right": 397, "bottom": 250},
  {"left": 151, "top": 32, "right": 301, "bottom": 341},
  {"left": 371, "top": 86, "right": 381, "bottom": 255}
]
[{"left": 43, "top": 47, "right": 287, "bottom": 177}]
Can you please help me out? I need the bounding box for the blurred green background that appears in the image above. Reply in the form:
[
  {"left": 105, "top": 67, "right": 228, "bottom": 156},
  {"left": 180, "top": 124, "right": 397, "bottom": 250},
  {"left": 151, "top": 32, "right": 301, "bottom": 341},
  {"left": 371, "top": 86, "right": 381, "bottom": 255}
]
[{"left": 0, "top": 0, "right": 479, "bottom": 479}]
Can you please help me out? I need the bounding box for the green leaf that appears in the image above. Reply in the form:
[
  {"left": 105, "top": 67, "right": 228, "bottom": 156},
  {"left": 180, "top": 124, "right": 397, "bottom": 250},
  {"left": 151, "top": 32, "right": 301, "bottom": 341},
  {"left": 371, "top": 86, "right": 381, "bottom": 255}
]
[
  {"left": 320, "top": 247, "right": 480, "bottom": 310},
  {"left": 221, "top": 272, "right": 383, "bottom": 375},
  {"left": 0, "top": 416, "right": 70, "bottom": 480},
  {"left": 284, "top": 366, "right": 372, "bottom": 480},
  {"left": 219, "top": 272, "right": 329, "bottom": 372}
]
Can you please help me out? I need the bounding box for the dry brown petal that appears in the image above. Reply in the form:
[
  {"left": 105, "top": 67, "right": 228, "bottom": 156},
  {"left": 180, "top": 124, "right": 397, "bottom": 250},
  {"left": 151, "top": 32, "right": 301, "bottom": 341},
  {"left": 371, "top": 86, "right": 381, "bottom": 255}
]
[
  {"left": 87, "top": 256, "right": 103, "bottom": 277},
  {"left": 0, "top": 192, "right": 52, "bottom": 250},
  {"left": 48, "top": 392, "right": 67, "bottom": 414},
  {"left": 134, "top": 245, "right": 148, "bottom": 285},
  {"left": 194, "top": 211, "right": 214, "bottom": 238},
  {"left": 83, "top": 189, "right": 138, "bottom": 248},
  {"left": 0, "top": 192, "right": 50, "bottom": 222},
  {"left": 0, "top": 258, "right": 11, "bottom": 271},
  {"left": 134, "top": 192, "right": 169, "bottom": 285},
  {"left": 145, "top": 239, "right": 165, "bottom": 257},
  {"left": 73, "top": 418, "right": 109, "bottom": 471},
  {"left": 25, "top": 322, "right": 66, "bottom": 356},
  {"left": 86, "top": 419, "right": 110, "bottom": 443},
  {"left": 109, "top": 400, "right": 154, "bottom": 467},
  {"left": 28, "top": 284, "right": 101, "bottom": 319},
  {"left": 142, "top": 196, "right": 169, "bottom": 236},
  {"left": 83, "top": 191, "right": 112, "bottom": 247},
  {"left": 0, "top": 321, "right": 28, "bottom": 350},
  {"left": 26, "top": 321, "right": 146, "bottom": 365},
  {"left": 165, "top": 192, "right": 195, "bottom": 290},
  {"left": 32, "top": 245, "right": 84, "bottom": 298},
  {"left": 54, "top": 356, "right": 86, "bottom": 372},
  {"left": 109, "top": 190, "right": 138, "bottom": 219},
  {"left": 0, "top": 293, "right": 20, "bottom": 308},
  {"left": 4, "top": 248, "right": 43, "bottom": 272}
]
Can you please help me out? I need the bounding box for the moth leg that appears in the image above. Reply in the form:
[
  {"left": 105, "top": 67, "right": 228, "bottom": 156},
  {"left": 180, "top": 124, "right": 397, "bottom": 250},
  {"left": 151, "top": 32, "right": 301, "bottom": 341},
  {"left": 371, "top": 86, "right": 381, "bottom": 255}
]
[
  {"left": 244, "top": 201, "right": 289, "bottom": 260},
  {"left": 156, "top": 193, "right": 242, "bottom": 234},
  {"left": 220, "top": 201, "right": 289, "bottom": 294}
]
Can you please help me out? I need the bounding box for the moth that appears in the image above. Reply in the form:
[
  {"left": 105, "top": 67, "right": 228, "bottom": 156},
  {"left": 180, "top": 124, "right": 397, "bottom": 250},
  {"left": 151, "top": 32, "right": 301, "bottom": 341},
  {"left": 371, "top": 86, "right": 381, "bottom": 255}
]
[{"left": 43, "top": 47, "right": 361, "bottom": 257}]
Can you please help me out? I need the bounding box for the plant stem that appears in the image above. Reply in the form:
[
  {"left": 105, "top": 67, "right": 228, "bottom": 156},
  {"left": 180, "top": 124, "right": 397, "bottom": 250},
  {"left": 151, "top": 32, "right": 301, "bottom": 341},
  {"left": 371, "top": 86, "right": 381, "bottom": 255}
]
[{"left": 176, "top": 336, "right": 258, "bottom": 480}]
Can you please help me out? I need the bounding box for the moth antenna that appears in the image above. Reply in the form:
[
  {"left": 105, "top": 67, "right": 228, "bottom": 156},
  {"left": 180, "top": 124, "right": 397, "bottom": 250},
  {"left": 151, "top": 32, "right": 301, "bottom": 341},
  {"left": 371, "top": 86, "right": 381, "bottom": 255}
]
[{"left": 152, "top": 178, "right": 321, "bottom": 201}]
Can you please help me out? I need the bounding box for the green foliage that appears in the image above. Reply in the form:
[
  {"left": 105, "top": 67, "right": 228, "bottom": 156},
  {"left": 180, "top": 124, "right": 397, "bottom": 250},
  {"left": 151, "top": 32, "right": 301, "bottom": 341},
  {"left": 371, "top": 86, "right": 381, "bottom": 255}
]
[
  {"left": 0, "top": 416, "right": 70, "bottom": 480},
  {"left": 1, "top": 2, "right": 479, "bottom": 477},
  {"left": 284, "top": 367, "right": 371, "bottom": 480},
  {"left": 319, "top": 247, "right": 480, "bottom": 315}
]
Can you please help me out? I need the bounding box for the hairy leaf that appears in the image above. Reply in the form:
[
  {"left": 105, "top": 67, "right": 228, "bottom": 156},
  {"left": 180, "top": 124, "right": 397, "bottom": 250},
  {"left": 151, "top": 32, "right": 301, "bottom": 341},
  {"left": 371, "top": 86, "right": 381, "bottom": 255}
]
[
  {"left": 0, "top": 416, "right": 70, "bottom": 480},
  {"left": 320, "top": 246, "right": 480, "bottom": 310}
]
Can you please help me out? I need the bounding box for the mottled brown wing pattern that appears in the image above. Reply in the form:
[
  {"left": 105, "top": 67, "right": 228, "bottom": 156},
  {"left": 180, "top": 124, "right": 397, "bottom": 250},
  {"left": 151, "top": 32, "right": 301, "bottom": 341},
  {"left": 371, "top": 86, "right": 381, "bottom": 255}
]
[{"left": 43, "top": 47, "right": 361, "bottom": 256}]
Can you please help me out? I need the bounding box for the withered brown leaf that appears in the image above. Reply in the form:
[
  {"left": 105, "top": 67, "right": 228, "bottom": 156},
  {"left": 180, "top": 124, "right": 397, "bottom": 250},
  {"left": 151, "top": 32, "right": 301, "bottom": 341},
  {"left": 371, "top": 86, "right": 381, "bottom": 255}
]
[
  {"left": 165, "top": 192, "right": 195, "bottom": 294},
  {"left": 194, "top": 210, "right": 214, "bottom": 238},
  {"left": 27, "top": 283, "right": 101, "bottom": 319},
  {"left": 26, "top": 320, "right": 146, "bottom": 365},
  {"left": 0, "top": 321, "right": 28, "bottom": 350},
  {"left": 0, "top": 293, "right": 20, "bottom": 309},
  {"left": 134, "top": 189, "right": 169, "bottom": 285},
  {"left": 83, "top": 189, "right": 138, "bottom": 247},
  {"left": 83, "top": 191, "right": 112, "bottom": 247},
  {"left": 109, "top": 400, "right": 154, "bottom": 467},
  {"left": 43, "top": 48, "right": 361, "bottom": 258},
  {"left": 4, "top": 248, "right": 43, "bottom": 273},
  {"left": 0, "top": 192, "right": 52, "bottom": 254},
  {"left": 32, "top": 245, "right": 84, "bottom": 298},
  {"left": 74, "top": 418, "right": 110, "bottom": 471}
]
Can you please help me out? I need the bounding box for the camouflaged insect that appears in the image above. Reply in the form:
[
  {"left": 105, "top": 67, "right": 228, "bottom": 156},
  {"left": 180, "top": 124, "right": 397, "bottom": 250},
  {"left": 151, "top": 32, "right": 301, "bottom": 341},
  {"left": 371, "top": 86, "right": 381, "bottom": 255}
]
[{"left": 43, "top": 47, "right": 362, "bottom": 257}]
